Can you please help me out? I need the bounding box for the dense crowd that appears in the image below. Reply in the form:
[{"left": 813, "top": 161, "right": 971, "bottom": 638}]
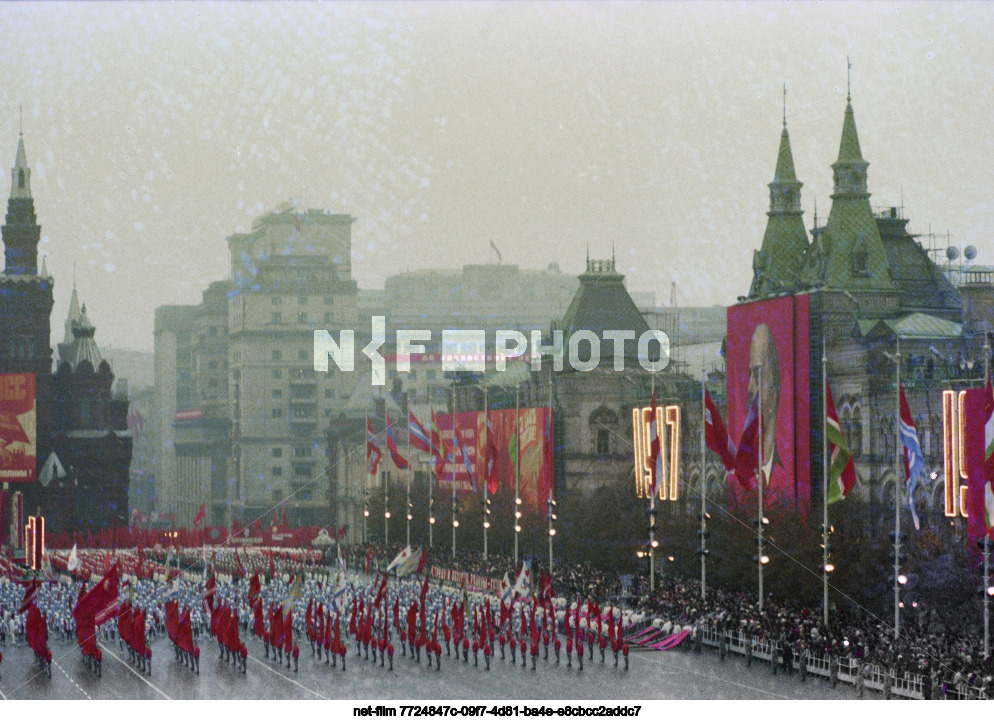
[{"left": 0, "top": 540, "right": 990, "bottom": 698}]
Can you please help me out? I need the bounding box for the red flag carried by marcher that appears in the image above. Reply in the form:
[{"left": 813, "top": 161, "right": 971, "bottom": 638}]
[
  {"left": 74, "top": 563, "right": 120, "bottom": 627},
  {"left": 704, "top": 389, "right": 736, "bottom": 472}
]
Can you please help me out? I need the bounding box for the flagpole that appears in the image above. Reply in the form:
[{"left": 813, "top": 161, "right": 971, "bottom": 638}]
[
  {"left": 650, "top": 372, "right": 656, "bottom": 593},
  {"left": 483, "top": 386, "right": 489, "bottom": 561},
  {"left": 985, "top": 334, "right": 991, "bottom": 659},
  {"left": 700, "top": 365, "right": 707, "bottom": 602},
  {"left": 547, "top": 379, "right": 554, "bottom": 574},
  {"left": 451, "top": 386, "right": 457, "bottom": 560},
  {"left": 514, "top": 384, "right": 521, "bottom": 567},
  {"left": 364, "top": 411, "right": 369, "bottom": 545},
  {"left": 429, "top": 404, "right": 435, "bottom": 550},
  {"left": 757, "top": 362, "right": 764, "bottom": 614},
  {"left": 406, "top": 415, "right": 412, "bottom": 548},
  {"left": 893, "top": 337, "right": 902, "bottom": 640},
  {"left": 822, "top": 337, "right": 829, "bottom": 627}
]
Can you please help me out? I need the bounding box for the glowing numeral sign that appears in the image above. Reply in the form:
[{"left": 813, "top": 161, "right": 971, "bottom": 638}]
[
  {"left": 25, "top": 515, "right": 45, "bottom": 571},
  {"left": 942, "top": 390, "right": 969, "bottom": 518},
  {"left": 632, "top": 405, "right": 680, "bottom": 500}
]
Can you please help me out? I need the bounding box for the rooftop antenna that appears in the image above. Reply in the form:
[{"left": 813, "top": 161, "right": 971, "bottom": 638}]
[
  {"left": 783, "top": 82, "right": 787, "bottom": 129},
  {"left": 813, "top": 196, "right": 818, "bottom": 227},
  {"left": 847, "top": 55, "right": 852, "bottom": 104}
]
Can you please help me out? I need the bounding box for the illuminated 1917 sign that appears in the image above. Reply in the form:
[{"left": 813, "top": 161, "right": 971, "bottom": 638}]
[{"left": 632, "top": 405, "right": 680, "bottom": 500}]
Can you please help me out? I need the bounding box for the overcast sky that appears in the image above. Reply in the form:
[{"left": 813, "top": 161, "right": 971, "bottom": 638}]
[{"left": 1, "top": 1, "right": 992, "bottom": 353}]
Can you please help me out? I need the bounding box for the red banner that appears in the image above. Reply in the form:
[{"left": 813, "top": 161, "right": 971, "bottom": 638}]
[
  {"left": 0, "top": 373, "right": 36, "bottom": 483},
  {"left": 433, "top": 407, "right": 553, "bottom": 509},
  {"left": 726, "top": 295, "right": 811, "bottom": 518}
]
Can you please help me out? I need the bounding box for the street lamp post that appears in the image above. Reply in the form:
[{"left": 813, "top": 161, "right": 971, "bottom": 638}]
[
  {"left": 884, "top": 339, "right": 903, "bottom": 640},
  {"left": 514, "top": 385, "right": 521, "bottom": 566}
]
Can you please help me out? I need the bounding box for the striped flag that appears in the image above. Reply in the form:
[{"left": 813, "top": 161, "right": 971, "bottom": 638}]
[
  {"left": 409, "top": 411, "right": 431, "bottom": 454},
  {"left": 899, "top": 383, "right": 924, "bottom": 530},
  {"left": 367, "top": 418, "right": 382, "bottom": 475},
  {"left": 385, "top": 413, "right": 409, "bottom": 470},
  {"left": 825, "top": 383, "right": 856, "bottom": 504}
]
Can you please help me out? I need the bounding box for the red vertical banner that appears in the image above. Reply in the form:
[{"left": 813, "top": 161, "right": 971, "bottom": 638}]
[
  {"left": 726, "top": 295, "right": 811, "bottom": 518},
  {"left": 0, "top": 373, "right": 36, "bottom": 484},
  {"left": 14, "top": 490, "right": 24, "bottom": 549},
  {"left": 964, "top": 387, "right": 987, "bottom": 547}
]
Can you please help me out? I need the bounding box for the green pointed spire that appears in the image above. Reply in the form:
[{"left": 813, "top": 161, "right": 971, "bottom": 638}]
[
  {"left": 836, "top": 102, "right": 864, "bottom": 164},
  {"left": 773, "top": 126, "right": 799, "bottom": 183}
]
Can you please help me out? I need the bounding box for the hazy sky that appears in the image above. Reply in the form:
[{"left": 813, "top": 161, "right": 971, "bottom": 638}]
[{"left": 1, "top": 1, "right": 992, "bottom": 353}]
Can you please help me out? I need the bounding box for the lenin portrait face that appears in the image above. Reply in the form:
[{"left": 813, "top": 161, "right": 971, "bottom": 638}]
[{"left": 747, "top": 323, "right": 780, "bottom": 469}]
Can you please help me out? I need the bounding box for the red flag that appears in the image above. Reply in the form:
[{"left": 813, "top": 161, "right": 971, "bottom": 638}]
[
  {"left": 385, "top": 413, "right": 409, "bottom": 470},
  {"left": 704, "top": 389, "right": 736, "bottom": 472},
  {"left": 648, "top": 388, "right": 662, "bottom": 496},
  {"left": 367, "top": 418, "right": 382, "bottom": 475},
  {"left": 192, "top": 503, "right": 206, "bottom": 528},
  {"left": 409, "top": 411, "right": 432, "bottom": 454},
  {"left": 416, "top": 548, "right": 428, "bottom": 575},
  {"left": 733, "top": 396, "right": 761, "bottom": 491},
  {"left": 375, "top": 572, "right": 388, "bottom": 608},
  {"left": 74, "top": 563, "right": 120, "bottom": 627},
  {"left": 430, "top": 410, "right": 449, "bottom": 478}
]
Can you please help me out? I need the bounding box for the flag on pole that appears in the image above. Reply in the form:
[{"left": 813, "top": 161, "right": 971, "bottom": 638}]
[
  {"left": 512, "top": 560, "right": 531, "bottom": 598},
  {"left": 67, "top": 543, "right": 79, "bottom": 572},
  {"left": 825, "top": 383, "right": 857, "bottom": 504},
  {"left": 337, "top": 544, "right": 347, "bottom": 575},
  {"left": 367, "top": 418, "right": 382, "bottom": 475},
  {"left": 385, "top": 413, "right": 409, "bottom": 470},
  {"left": 386, "top": 545, "right": 413, "bottom": 574},
  {"left": 704, "top": 390, "right": 736, "bottom": 472},
  {"left": 647, "top": 388, "right": 662, "bottom": 497},
  {"left": 430, "top": 410, "right": 447, "bottom": 477},
  {"left": 409, "top": 411, "right": 431, "bottom": 454},
  {"left": 192, "top": 502, "right": 206, "bottom": 528},
  {"left": 733, "top": 396, "right": 761, "bottom": 491},
  {"left": 899, "top": 383, "right": 924, "bottom": 530},
  {"left": 453, "top": 427, "right": 476, "bottom": 492}
]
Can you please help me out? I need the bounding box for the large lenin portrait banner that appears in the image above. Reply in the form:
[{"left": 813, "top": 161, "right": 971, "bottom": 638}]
[
  {"left": 726, "top": 295, "right": 811, "bottom": 518},
  {"left": 0, "top": 373, "right": 37, "bottom": 484},
  {"left": 433, "top": 408, "right": 553, "bottom": 510}
]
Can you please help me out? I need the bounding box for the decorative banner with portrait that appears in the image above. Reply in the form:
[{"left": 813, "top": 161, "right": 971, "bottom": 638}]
[
  {"left": 0, "top": 373, "right": 36, "bottom": 484},
  {"left": 726, "top": 295, "right": 811, "bottom": 518}
]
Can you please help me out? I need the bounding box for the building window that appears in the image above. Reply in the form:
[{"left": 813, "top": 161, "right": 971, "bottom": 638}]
[
  {"left": 324, "top": 296, "right": 333, "bottom": 305},
  {"left": 324, "top": 388, "right": 334, "bottom": 398},
  {"left": 272, "top": 467, "right": 282, "bottom": 476},
  {"left": 596, "top": 429, "right": 610, "bottom": 455},
  {"left": 272, "top": 448, "right": 282, "bottom": 458},
  {"left": 272, "top": 297, "right": 282, "bottom": 306},
  {"left": 295, "top": 446, "right": 312, "bottom": 457},
  {"left": 209, "top": 360, "right": 218, "bottom": 370},
  {"left": 272, "top": 389, "right": 282, "bottom": 398},
  {"left": 272, "top": 350, "right": 281, "bottom": 361},
  {"left": 272, "top": 489, "right": 283, "bottom": 502},
  {"left": 272, "top": 408, "right": 283, "bottom": 418},
  {"left": 298, "top": 312, "right": 307, "bottom": 323},
  {"left": 272, "top": 312, "right": 282, "bottom": 323},
  {"left": 298, "top": 349, "right": 308, "bottom": 361},
  {"left": 298, "top": 296, "right": 307, "bottom": 305},
  {"left": 324, "top": 312, "right": 333, "bottom": 323},
  {"left": 272, "top": 369, "right": 281, "bottom": 379}
]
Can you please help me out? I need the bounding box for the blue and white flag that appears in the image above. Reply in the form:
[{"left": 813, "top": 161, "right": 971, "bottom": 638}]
[{"left": 900, "top": 383, "right": 924, "bottom": 530}]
